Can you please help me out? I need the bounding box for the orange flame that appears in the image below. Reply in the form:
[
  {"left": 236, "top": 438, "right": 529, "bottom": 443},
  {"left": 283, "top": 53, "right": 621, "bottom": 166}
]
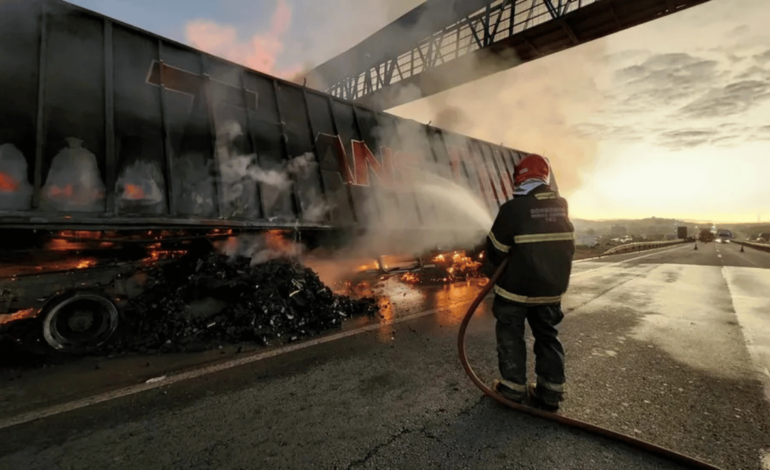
[
  {"left": 400, "top": 250, "right": 484, "bottom": 285},
  {"left": 357, "top": 260, "right": 381, "bottom": 272},
  {"left": 0, "top": 172, "right": 18, "bottom": 192},
  {"left": 49, "top": 184, "right": 74, "bottom": 197},
  {"left": 124, "top": 184, "right": 145, "bottom": 200},
  {"left": 265, "top": 230, "right": 302, "bottom": 257},
  {"left": 0, "top": 308, "right": 39, "bottom": 326},
  {"left": 76, "top": 259, "right": 96, "bottom": 269}
]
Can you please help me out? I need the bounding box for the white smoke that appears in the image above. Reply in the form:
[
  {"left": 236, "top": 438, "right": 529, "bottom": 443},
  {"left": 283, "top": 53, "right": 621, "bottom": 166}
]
[
  {"left": 215, "top": 120, "right": 333, "bottom": 223},
  {"left": 352, "top": 114, "right": 498, "bottom": 258},
  {"left": 210, "top": 119, "right": 333, "bottom": 264},
  {"left": 0, "top": 143, "right": 33, "bottom": 211},
  {"left": 215, "top": 232, "right": 305, "bottom": 266},
  {"left": 115, "top": 160, "right": 165, "bottom": 206},
  {"left": 40, "top": 137, "right": 106, "bottom": 212},
  {"left": 173, "top": 152, "right": 218, "bottom": 216}
]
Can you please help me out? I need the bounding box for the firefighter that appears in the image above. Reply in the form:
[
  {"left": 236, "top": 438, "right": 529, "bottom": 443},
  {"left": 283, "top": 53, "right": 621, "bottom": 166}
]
[{"left": 483, "top": 153, "right": 575, "bottom": 411}]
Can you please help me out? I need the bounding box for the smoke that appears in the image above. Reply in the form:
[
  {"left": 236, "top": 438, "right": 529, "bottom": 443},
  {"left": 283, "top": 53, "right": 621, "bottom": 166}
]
[
  {"left": 40, "top": 137, "right": 106, "bottom": 212},
  {"left": 181, "top": 0, "right": 603, "bottom": 278},
  {"left": 115, "top": 160, "right": 166, "bottom": 210},
  {"left": 214, "top": 119, "right": 333, "bottom": 221},
  {"left": 185, "top": 0, "right": 304, "bottom": 80},
  {"left": 214, "top": 231, "right": 305, "bottom": 265},
  {"left": 389, "top": 42, "right": 606, "bottom": 197},
  {"left": 0, "top": 143, "right": 33, "bottom": 211}
]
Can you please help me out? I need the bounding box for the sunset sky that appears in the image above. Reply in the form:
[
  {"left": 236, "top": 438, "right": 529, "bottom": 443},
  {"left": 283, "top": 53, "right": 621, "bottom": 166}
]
[{"left": 68, "top": 0, "right": 770, "bottom": 223}]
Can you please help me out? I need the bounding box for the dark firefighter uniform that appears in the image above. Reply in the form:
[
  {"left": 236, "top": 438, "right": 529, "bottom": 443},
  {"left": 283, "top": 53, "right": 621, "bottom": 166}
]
[{"left": 484, "top": 183, "right": 575, "bottom": 409}]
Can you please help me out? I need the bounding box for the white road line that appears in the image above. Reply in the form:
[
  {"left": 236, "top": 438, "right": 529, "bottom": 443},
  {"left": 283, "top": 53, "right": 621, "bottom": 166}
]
[
  {"left": 0, "top": 243, "right": 687, "bottom": 430},
  {"left": 721, "top": 266, "right": 770, "bottom": 401},
  {"left": 0, "top": 301, "right": 476, "bottom": 431}
]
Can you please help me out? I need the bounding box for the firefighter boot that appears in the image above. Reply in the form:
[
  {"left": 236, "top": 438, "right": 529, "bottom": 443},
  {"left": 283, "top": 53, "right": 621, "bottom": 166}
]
[
  {"left": 528, "top": 379, "right": 564, "bottom": 412},
  {"left": 492, "top": 379, "right": 527, "bottom": 403}
]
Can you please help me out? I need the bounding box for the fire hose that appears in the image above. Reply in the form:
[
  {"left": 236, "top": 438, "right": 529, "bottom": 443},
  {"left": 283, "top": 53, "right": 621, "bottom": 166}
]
[{"left": 457, "top": 258, "right": 722, "bottom": 470}]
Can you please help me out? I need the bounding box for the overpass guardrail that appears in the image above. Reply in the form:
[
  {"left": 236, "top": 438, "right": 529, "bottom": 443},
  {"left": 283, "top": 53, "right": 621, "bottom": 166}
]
[
  {"left": 601, "top": 239, "right": 688, "bottom": 256},
  {"left": 733, "top": 240, "right": 770, "bottom": 253}
]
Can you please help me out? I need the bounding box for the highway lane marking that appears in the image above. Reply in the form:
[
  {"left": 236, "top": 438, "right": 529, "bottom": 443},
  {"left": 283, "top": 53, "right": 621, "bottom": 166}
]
[
  {"left": 0, "top": 244, "right": 688, "bottom": 430},
  {"left": 721, "top": 266, "right": 770, "bottom": 399},
  {"left": 0, "top": 300, "right": 480, "bottom": 431}
]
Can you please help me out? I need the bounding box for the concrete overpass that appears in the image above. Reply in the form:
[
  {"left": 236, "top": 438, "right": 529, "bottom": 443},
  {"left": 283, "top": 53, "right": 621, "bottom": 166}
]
[{"left": 307, "top": 0, "right": 712, "bottom": 110}]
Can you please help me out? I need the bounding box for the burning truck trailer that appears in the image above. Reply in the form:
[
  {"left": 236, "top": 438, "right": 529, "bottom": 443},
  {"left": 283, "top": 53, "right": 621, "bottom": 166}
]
[{"left": 0, "top": 0, "right": 553, "bottom": 356}]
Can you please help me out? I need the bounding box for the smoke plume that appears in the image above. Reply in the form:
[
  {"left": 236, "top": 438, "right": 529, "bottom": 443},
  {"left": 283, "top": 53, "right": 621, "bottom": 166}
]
[
  {"left": 183, "top": 0, "right": 604, "bottom": 278},
  {"left": 389, "top": 43, "right": 606, "bottom": 197},
  {"left": 0, "top": 143, "right": 33, "bottom": 211},
  {"left": 185, "top": 0, "right": 304, "bottom": 80}
]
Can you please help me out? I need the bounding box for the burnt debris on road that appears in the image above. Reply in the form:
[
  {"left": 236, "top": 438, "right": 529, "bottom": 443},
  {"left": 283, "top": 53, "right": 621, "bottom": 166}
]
[
  {"left": 114, "top": 253, "right": 379, "bottom": 354},
  {"left": 0, "top": 252, "right": 379, "bottom": 366}
]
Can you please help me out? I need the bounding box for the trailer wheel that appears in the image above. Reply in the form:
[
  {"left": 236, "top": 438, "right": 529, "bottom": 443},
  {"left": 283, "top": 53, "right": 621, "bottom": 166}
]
[{"left": 42, "top": 292, "right": 119, "bottom": 354}]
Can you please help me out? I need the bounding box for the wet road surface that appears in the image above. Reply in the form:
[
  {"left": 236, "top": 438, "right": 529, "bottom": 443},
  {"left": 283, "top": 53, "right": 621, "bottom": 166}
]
[{"left": 1, "top": 242, "right": 770, "bottom": 469}]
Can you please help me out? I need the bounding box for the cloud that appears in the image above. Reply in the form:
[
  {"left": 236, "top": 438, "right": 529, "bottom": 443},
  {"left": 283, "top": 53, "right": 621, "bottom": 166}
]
[
  {"left": 185, "top": 0, "right": 303, "bottom": 80},
  {"left": 656, "top": 129, "right": 714, "bottom": 149},
  {"left": 677, "top": 80, "right": 770, "bottom": 119},
  {"left": 580, "top": 44, "right": 770, "bottom": 152},
  {"left": 752, "top": 125, "right": 770, "bottom": 141},
  {"left": 754, "top": 49, "right": 770, "bottom": 63},
  {"left": 610, "top": 53, "right": 723, "bottom": 112},
  {"left": 570, "top": 123, "right": 645, "bottom": 143}
]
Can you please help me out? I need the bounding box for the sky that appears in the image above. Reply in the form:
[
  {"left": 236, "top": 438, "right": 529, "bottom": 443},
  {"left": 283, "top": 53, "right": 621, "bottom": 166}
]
[{"left": 66, "top": 0, "right": 770, "bottom": 223}]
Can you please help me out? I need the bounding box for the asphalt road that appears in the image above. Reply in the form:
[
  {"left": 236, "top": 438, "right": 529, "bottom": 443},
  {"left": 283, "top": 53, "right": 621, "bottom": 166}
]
[{"left": 1, "top": 242, "right": 770, "bottom": 469}]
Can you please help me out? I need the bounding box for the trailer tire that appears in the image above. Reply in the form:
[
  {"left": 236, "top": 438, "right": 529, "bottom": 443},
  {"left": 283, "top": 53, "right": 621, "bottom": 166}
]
[{"left": 41, "top": 291, "right": 119, "bottom": 354}]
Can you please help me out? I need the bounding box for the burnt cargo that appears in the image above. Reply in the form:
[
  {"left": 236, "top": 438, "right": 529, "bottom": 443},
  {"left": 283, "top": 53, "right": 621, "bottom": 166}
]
[{"left": 0, "top": 0, "right": 544, "bottom": 237}]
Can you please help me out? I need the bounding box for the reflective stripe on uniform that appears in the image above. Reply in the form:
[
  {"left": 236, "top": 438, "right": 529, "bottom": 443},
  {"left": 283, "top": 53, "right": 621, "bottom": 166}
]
[
  {"left": 493, "top": 285, "right": 562, "bottom": 304},
  {"left": 488, "top": 231, "right": 510, "bottom": 253},
  {"left": 497, "top": 379, "right": 527, "bottom": 392},
  {"left": 534, "top": 192, "right": 557, "bottom": 200},
  {"left": 514, "top": 232, "right": 575, "bottom": 244}
]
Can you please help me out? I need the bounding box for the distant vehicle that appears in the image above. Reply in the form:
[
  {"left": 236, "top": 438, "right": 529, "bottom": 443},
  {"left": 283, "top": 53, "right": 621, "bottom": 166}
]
[
  {"left": 698, "top": 229, "right": 714, "bottom": 243},
  {"left": 716, "top": 230, "right": 733, "bottom": 243}
]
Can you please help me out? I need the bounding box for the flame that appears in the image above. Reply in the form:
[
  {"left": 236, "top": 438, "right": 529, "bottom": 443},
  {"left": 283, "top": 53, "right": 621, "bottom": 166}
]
[
  {"left": 48, "top": 184, "right": 74, "bottom": 197},
  {"left": 400, "top": 250, "right": 485, "bottom": 285},
  {"left": 76, "top": 259, "right": 96, "bottom": 269},
  {"left": 48, "top": 238, "right": 87, "bottom": 251},
  {"left": 124, "top": 184, "right": 145, "bottom": 200},
  {"left": 0, "top": 172, "right": 19, "bottom": 192},
  {"left": 59, "top": 230, "right": 102, "bottom": 240},
  {"left": 264, "top": 230, "right": 302, "bottom": 257},
  {"left": 0, "top": 308, "right": 39, "bottom": 326},
  {"left": 357, "top": 260, "right": 381, "bottom": 272}
]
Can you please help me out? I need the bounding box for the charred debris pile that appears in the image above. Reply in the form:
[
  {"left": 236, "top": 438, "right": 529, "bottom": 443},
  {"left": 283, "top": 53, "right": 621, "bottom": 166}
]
[
  {"left": 0, "top": 250, "right": 379, "bottom": 363},
  {"left": 110, "top": 252, "right": 379, "bottom": 354}
]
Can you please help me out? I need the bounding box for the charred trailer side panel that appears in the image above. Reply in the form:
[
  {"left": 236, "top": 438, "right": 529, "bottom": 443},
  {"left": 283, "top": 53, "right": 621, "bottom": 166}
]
[
  {"left": 0, "top": 0, "right": 543, "bottom": 353},
  {"left": 677, "top": 226, "right": 687, "bottom": 240},
  {"left": 0, "top": 0, "right": 542, "bottom": 247}
]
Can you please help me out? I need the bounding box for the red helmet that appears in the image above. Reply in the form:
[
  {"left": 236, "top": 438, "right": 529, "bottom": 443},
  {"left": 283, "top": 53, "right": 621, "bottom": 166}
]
[{"left": 514, "top": 154, "right": 550, "bottom": 186}]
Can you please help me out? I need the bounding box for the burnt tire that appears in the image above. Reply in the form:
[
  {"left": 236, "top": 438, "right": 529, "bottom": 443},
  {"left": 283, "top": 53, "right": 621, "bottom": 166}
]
[{"left": 41, "top": 291, "right": 119, "bottom": 354}]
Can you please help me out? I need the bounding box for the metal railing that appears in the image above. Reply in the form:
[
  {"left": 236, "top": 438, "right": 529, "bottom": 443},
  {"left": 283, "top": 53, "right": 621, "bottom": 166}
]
[
  {"left": 326, "top": 0, "right": 594, "bottom": 102},
  {"left": 602, "top": 239, "right": 687, "bottom": 256},
  {"left": 733, "top": 241, "right": 770, "bottom": 253}
]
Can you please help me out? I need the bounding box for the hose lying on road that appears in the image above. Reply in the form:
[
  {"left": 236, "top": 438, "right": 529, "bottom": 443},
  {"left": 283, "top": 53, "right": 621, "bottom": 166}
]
[{"left": 457, "top": 258, "right": 722, "bottom": 470}]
